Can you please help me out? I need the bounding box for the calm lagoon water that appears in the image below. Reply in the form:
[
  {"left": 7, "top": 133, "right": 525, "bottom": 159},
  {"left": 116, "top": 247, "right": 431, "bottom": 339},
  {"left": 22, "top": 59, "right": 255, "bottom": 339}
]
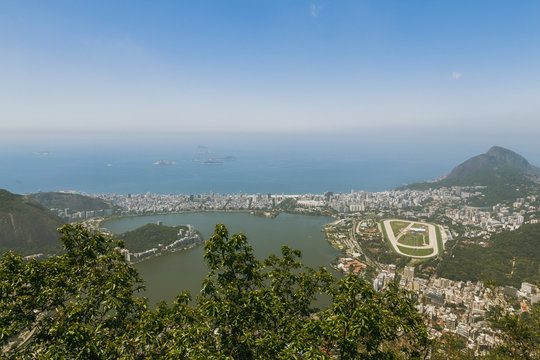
[{"left": 101, "top": 212, "right": 340, "bottom": 305}]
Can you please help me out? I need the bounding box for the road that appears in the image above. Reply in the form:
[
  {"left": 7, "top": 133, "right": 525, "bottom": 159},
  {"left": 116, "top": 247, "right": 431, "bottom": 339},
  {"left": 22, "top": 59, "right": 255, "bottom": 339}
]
[{"left": 342, "top": 220, "right": 382, "bottom": 270}]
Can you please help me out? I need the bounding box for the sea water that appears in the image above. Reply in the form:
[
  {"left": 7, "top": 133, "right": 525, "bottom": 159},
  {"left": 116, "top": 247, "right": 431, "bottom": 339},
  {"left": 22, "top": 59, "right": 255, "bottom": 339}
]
[{"left": 0, "top": 135, "right": 454, "bottom": 195}]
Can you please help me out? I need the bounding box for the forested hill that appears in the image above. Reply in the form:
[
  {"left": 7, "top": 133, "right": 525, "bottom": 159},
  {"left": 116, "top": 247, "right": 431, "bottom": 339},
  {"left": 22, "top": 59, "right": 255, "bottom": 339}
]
[
  {"left": 115, "top": 223, "right": 191, "bottom": 252},
  {"left": 399, "top": 146, "right": 540, "bottom": 206},
  {"left": 29, "top": 192, "right": 113, "bottom": 212},
  {"left": 446, "top": 146, "right": 540, "bottom": 179},
  {"left": 0, "top": 189, "right": 65, "bottom": 255},
  {"left": 437, "top": 222, "right": 540, "bottom": 287}
]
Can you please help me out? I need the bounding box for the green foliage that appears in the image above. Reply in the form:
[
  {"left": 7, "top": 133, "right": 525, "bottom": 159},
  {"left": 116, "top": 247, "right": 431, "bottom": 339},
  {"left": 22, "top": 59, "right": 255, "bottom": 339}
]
[
  {"left": 321, "top": 276, "right": 429, "bottom": 359},
  {"left": 397, "top": 246, "right": 434, "bottom": 257},
  {"left": 438, "top": 223, "right": 540, "bottom": 287},
  {"left": 1, "top": 223, "right": 431, "bottom": 359},
  {"left": 115, "top": 223, "right": 190, "bottom": 252},
  {"left": 0, "top": 223, "right": 146, "bottom": 359},
  {"left": 397, "top": 232, "right": 427, "bottom": 246},
  {"left": 487, "top": 304, "right": 540, "bottom": 359},
  {"left": 198, "top": 224, "right": 336, "bottom": 358},
  {"left": 431, "top": 333, "right": 474, "bottom": 359},
  {"left": 435, "top": 225, "right": 443, "bottom": 256},
  {"left": 276, "top": 197, "right": 297, "bottom": 211},
  {"left": 378, "top": 221, "right": 411, "bottom": 266},
  {"left": 29, "top": 192, "right": 113, "bottom": 212},
  {"left": 390, "top": 221, "right": 409, "bottom": 237},
  {"left": 0, "top": 189, "right": 65, "bottom": 255},
  {"left": 401, "top": 164, "right": 539, "bottom": 206}
]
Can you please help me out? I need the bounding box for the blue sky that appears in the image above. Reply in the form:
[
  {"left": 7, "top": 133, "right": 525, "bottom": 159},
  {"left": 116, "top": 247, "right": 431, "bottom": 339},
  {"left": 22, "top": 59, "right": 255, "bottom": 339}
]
[{"left": 1, "top": 1, "right": 539, "bottom": 138}]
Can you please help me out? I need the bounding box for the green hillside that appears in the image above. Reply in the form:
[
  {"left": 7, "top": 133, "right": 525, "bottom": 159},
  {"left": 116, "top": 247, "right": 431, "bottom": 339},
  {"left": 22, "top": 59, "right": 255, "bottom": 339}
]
[
  {"left": 437, "top": 223, "right": 540, "bottom": 287},
  {"left": 405, "top": 164, "right": 537, "bottom": 206},
  {"left": 29, "top": 192, "right": 113, "bottom": 212},
  {"left": 115, "top": 223, "right": 191, "bottom": 252},
  {"left": 400, "top": 147, "right": 540, "bottom": 206},
  {"left": 0, "top": 189, "right": 65, "bottom": 255}
]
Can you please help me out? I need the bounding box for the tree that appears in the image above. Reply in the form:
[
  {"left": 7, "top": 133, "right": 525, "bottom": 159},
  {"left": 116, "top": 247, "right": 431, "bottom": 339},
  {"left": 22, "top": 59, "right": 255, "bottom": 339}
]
[
  {"left": 430, "top": 333, "right": 474, "bottom": 360},
  {"left": 320, "top": 275, "right": 429, "bottom": 359},
  {"left": 488, "top": 303, "right": 540, "bottom": 360},
  {"left": 196, "top": 223, "right": 335, "bottom": 359},
  {"left": 1, "top": 223, "right": 431, "bottom": 359},
  {"left": 0, "top": 223, "right": 146, "bottom": 359}
]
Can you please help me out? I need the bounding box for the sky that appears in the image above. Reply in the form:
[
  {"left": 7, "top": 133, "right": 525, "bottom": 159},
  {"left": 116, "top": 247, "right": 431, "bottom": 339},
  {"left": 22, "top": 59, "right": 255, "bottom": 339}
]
[{"left": 1, "top": 1, "right": 539, "bottom": 147}]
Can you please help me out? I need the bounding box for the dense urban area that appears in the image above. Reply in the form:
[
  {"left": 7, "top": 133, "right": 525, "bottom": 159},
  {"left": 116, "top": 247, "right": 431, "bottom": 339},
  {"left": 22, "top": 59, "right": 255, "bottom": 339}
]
[{"left": 37, "top": 184, "right": 539, "bottom": 356}]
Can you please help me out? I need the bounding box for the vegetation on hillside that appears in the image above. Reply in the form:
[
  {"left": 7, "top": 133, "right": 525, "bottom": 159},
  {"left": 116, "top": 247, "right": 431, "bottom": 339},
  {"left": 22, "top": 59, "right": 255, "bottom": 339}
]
[
  {"left": 399, "top": 146, "right": 540, "bottom": 207},
  {"left": 402, "top": 164, "right": 538, "bottom": 206},
  {"left": 0, "top": 189, "right": 64, "bottom": 255},
  {"left": 1, "top": 223, "right": 430, "bottom": 359},
  {"left": 446, "top": 146, "right": 540, "bottom": 178},
  {"left": 29, "top": 191, "right": 113, "bottom": 212},
  {"left": 275, "top": 197, "right": 297, "bottom": 211},
  {"left": 488, "top": 304, "right": 540, "bottom": 360},
  {"left": 437, "top": 223, "right": 540, "bottom": 287},
  {"left": 115, "top": 223, "right": 192, "bottom": 252}
]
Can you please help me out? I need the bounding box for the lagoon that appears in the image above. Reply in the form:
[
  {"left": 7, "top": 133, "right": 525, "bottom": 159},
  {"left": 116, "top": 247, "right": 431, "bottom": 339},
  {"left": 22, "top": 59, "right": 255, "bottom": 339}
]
[{"left": 101, "top": 212, "right": 340, "bottom": 305}]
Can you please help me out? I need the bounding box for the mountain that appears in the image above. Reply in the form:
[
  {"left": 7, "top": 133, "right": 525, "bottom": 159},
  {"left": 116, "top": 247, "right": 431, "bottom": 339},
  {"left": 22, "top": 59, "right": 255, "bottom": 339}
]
[
  {"left": 0, "top": 189, "right": 65, "bottom": 255},
  {"left": 446, "top": 146, "right": 540, "bottom": 180},
  {"left": 29, "top": 192, "right": 113, "bottom": 212},
  {"left": 400, "top": 146, "right": 540, "bottom": 206}
]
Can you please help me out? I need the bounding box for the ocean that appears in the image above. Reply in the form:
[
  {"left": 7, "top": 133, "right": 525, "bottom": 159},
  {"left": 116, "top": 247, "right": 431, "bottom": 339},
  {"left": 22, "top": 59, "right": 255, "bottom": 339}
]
[
  {"left": 0, "top": 149, "right": 448, "bottom": 195},
  {"left": 0, "top": 131, "right": 502, "bottom": 195}
]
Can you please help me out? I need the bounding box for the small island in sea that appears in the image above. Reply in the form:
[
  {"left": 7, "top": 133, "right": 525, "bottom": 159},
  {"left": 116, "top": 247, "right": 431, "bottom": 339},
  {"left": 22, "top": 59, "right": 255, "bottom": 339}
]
[
  {"left": 193, "top": 156, "right": 236, "bottom": 165},
  {"left": 153, "top": 160, "right": 176, "bottom": 166},
  {"left": 194, "top": 145, "right": 213, "bottom": 154},
  {"left": 203, "top": 160, "right": 224, "bottom": 165}
]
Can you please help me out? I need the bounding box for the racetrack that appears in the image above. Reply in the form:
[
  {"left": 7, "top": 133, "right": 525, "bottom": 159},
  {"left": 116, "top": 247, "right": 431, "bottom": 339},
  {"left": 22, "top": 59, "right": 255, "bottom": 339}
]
[{"left": 382, "top": 219, "right": 439, "bottom": 258}]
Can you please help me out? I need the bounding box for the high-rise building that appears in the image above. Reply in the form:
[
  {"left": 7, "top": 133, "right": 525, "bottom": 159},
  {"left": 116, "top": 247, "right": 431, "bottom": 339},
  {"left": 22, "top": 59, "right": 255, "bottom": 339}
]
[{"left": 403, "top": 266, "right": 415, "bottom": 282}]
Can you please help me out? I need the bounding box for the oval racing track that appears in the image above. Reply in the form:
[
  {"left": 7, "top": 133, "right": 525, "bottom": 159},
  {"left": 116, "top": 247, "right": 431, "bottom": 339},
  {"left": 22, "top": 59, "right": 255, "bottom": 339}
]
[{"left": 382, "top": 219, "right": 439, "bottom": 258}]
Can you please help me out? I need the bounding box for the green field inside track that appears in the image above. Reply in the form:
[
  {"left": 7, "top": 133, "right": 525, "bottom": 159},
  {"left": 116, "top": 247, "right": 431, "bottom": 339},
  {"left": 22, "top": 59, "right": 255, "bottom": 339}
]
[
  {"left": 397, "top": 232, "right": 427, "bottom": 246},
  {"left": 397, "top": 246, "right": 435, "bottom": 257},
  {"left": 390, "top": 221, "right": 410, "bottom": 236},
  {"left": 383, "top": 220, "right": 439, "bottom": 258},
  {"left": 435, "top": 225, "right": 443, "bottom": 256}
]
